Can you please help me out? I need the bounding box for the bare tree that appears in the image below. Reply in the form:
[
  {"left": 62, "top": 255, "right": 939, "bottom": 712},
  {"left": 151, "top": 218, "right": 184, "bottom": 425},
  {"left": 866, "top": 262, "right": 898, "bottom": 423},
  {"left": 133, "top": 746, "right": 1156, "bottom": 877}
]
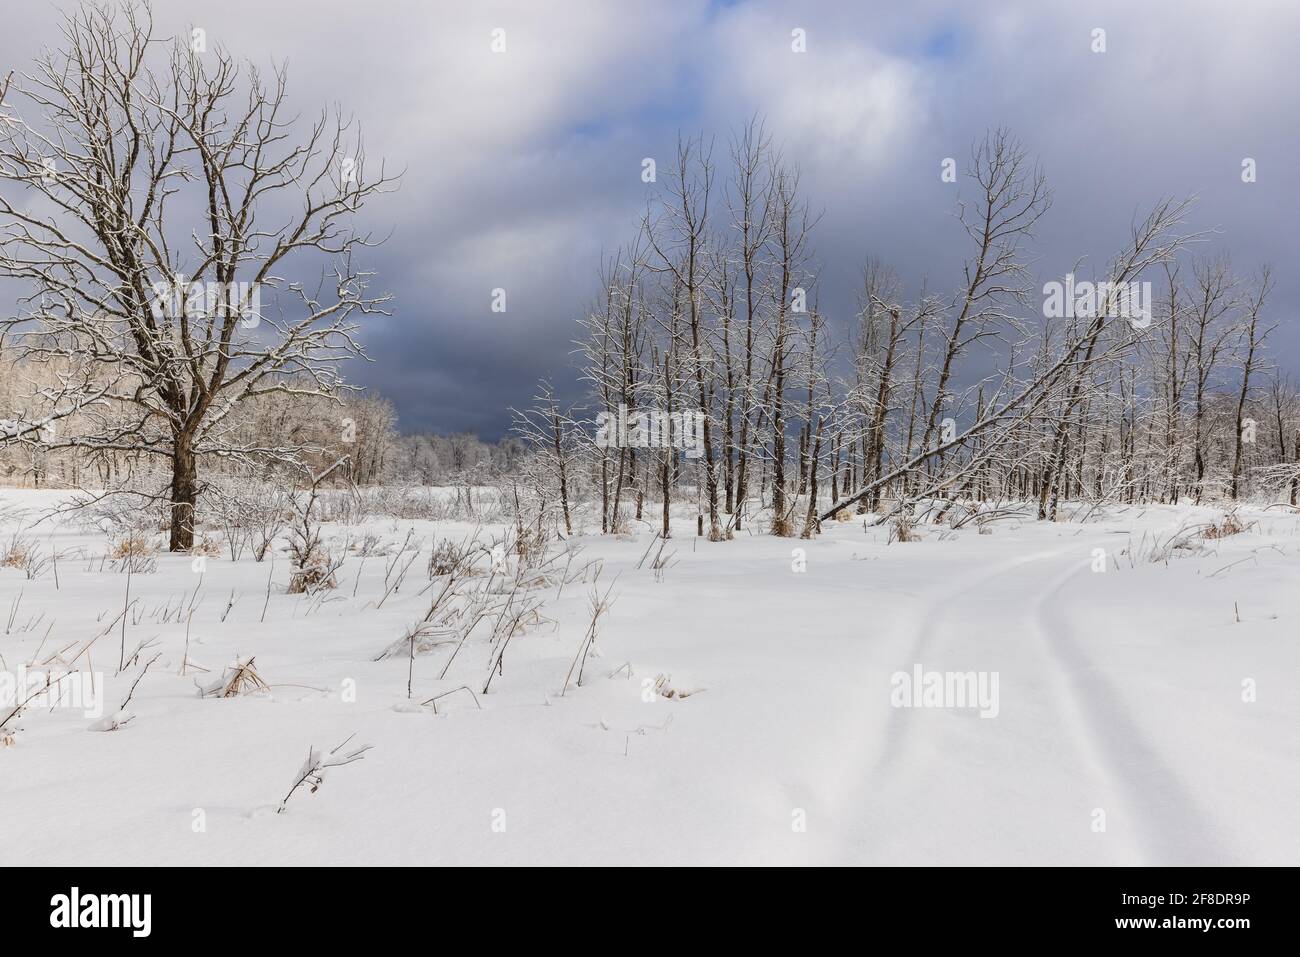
[
  {"left": 577, "top": 245, "right": 648, "bottom": 532},
  {"left": 762, "top": 163, "right": 815, "bottom": 535},
  {"left": 1230, "top": 266, "right": 1273, "bottom": 499},
  {"left": 1185, "top": 256, "right": 1238, "bottom": 502},
  {"left": 924, "top": 129, "right": 1050, "bottom": 471},
  {"left": 511, "top": 379, "right": 576, "bottom": 537},
  {"left": 0, "top": 2, "right": 396, "bottom": 548},
  {"left": 645, "top": 135, "right": 724, "bottom": 539},
  {"left": 724, "top": 117, "right": 775, "bottom": 532},
  {"left": 821, "top": 197, "right": 1194, "bottom": 522}
]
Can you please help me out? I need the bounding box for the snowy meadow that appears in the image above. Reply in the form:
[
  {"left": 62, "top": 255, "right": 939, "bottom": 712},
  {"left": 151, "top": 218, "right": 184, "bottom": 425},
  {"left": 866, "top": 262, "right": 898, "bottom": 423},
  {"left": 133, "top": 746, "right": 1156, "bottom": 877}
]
[{"left": 2, "top": 486, "right": 1296, "bottom": 866}]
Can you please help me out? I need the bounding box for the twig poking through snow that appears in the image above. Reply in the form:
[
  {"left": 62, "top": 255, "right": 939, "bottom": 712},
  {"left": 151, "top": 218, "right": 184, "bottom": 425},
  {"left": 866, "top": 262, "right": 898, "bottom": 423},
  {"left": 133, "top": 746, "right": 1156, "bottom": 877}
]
[
  {"left": 278, "top": 733, "right": 373, "bottom": 813},
  {"left": 421, "top": 685, "right": 482, "bottom": 715}
]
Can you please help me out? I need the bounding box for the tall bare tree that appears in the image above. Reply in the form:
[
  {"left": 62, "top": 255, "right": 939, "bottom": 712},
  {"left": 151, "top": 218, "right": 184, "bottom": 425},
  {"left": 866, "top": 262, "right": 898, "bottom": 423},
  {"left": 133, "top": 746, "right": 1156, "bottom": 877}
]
[
  {"left": 0, "top": 2, "right": 395, "bottom": 548},
  {"left": 1185, "top": 256, "right": 1238, "bottom": 502},
  {"left": 1229, "top": 266, "right": 1274, "bottom": 499},
  {"left": 763, "top": 163, "right": 814, "bottom": 536},
  {"left": 645, "top": 135, "right": 723, "bottom": 539},
  {"left": 924, "top": 129, "right": 1050, "bottom": 472},
  {"left": 723, "top": 117, "right": 775, "bottom": 532}
]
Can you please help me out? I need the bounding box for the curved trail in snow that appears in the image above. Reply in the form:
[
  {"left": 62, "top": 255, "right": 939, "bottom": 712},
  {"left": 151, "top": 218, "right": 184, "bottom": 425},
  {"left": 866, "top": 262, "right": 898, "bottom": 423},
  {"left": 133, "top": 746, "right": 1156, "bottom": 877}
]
[
  {"left": 830, "top": 521, "right": 1234, "bottom": 864},
  {"left": 1031, "top": 557, "right": 1237, "bottom": 864},
  {"left": 865, "top": 544, "right": 1075, "bottom": 778}
]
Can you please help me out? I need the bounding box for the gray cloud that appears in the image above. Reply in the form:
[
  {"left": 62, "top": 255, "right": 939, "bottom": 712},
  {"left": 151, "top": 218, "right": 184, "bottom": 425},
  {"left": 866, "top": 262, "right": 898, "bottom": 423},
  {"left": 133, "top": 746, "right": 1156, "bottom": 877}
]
[{"left": 3, "top": 0, "right": 1295, "bottom": 436}]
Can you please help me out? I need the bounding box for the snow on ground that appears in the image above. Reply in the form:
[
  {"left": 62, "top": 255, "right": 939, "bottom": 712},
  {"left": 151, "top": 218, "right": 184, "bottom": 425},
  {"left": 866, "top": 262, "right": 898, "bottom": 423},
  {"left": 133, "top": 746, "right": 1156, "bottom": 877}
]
[{"left": 0, "top": 487, "right": 1296, "bottom": 865}]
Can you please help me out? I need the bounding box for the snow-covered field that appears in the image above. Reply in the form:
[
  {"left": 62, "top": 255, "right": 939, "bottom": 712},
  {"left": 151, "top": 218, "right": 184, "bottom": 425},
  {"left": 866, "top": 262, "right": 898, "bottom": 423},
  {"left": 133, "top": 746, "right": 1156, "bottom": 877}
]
[{"left": 1, "top": 487, "right": 1296, "bottom": 866}]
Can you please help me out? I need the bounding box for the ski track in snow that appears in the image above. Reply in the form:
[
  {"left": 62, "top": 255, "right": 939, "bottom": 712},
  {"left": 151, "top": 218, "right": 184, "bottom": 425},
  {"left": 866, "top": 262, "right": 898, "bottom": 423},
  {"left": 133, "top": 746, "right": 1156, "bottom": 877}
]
[
  {"left": 866, "top": 544, "right": 1076, "bottom": 779},
  {"left": 835, "top": 517, "right": 1241, "bottom": 865},
  {"left": 1032, "top": 555, "right": 1237, "bottom": 865}
]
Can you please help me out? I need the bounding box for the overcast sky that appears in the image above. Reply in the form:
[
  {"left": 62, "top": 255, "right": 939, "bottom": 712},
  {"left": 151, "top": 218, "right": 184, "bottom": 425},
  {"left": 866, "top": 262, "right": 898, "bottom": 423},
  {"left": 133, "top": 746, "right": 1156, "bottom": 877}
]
[{"left": 3, "top": 0, "right": 1297, "bottom": 437}]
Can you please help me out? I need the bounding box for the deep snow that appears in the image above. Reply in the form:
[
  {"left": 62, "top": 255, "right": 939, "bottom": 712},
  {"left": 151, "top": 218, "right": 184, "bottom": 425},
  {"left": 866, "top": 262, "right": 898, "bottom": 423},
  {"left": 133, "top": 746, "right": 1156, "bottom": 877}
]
[{"left": 1, "top": 488, "right": 1296, "bottom": 865}]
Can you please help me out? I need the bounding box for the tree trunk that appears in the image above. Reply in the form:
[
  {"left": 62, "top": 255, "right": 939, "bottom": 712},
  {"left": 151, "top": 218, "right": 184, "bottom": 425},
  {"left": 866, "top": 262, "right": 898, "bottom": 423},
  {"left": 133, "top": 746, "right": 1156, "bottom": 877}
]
[
  {"left": 552, "top": 409, "right": 573, "bottom": 536},
  {"left": 1292, "top": 429, "right": 1299, "bottom": 507},
  {"left": 661, "top": 454, "right": 671, "bottom": 537},
  {"left": 169, "top": 436, "right": 198, "bottom": 552},
  {"left": 801, "top": 420, "right": 823, "bottom": 538}
]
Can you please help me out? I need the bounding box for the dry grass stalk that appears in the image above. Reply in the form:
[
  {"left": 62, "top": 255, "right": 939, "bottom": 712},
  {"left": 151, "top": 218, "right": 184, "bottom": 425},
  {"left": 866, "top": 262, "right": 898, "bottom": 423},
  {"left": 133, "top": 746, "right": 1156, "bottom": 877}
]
[
  {"left": 889, "top": 515, "right": 919, "bottom": 543},
  {"left": 198, "top": 656, "right": 270, "bottom": 698},
  {"left": 560, "top": 581, "right": 617, "bottom": 696},
  {"left": 1201, "top": 510, "right": 1253, "bottom": 540},
  {"left": 110, "top": 533, "right": 155, "bottom": 560}
]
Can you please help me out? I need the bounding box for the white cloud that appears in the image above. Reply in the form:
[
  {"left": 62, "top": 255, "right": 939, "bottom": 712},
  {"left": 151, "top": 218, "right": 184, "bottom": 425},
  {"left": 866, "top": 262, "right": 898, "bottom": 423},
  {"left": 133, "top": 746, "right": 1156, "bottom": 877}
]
[{"left": 703, "top": 5, "right": 926, "bottom": 173}]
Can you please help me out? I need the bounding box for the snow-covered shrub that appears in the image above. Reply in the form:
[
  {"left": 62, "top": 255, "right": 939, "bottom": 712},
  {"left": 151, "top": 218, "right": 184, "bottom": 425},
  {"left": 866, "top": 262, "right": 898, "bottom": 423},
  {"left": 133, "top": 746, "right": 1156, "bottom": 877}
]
[
  {"left": 192, "top": 534, "right": 223, "bottom": 559},
  {"left": 889, "top": 515, "right": 919, "bottom": 543},
  {"left": 427, "top": 537, "right": 474, "bottom": 578},
  {"left": 1201, "top": 509, "right": 1253, "bottom": 540},
  {"left": 0, "top": 533, "right": 35, "bottom": 570},
  {"left": 83, "top": 492, "right": 169, "bottom": 537},
  {"left": 110, "top": 532, "right": 156, "bottom": 560},
  {"left": 609, "top": 511, "right": 633, "bottom": 537},
  {"left": 288, "top": 552, "right": 338, "bottom": 594},
  {"left": 286, "top": 462, "right": 346, "bottom": 594},
  {"left": 202, "top": 476, "right": 290, "bottom": 562}
]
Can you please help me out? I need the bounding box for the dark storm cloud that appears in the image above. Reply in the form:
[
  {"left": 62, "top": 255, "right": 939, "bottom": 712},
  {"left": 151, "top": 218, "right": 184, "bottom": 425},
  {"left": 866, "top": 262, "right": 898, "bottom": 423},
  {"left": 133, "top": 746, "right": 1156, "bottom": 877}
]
[{"left": 3, "top": 1, "right": 1295, "bottom": 437}]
